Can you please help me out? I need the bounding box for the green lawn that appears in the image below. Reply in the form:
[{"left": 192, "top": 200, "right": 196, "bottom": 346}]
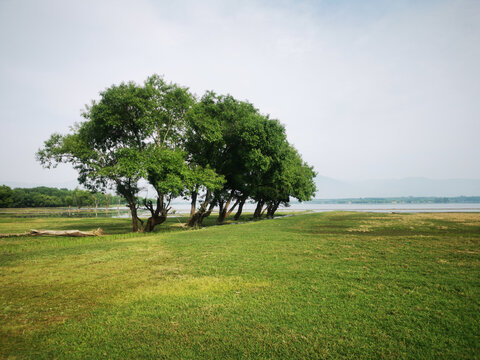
[{"left": 0, "top": 212, "right": 479, "bottom": 359}]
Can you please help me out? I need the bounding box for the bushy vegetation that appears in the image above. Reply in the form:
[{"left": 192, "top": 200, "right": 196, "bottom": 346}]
[
  {"left": 0, "top": 186, "right": 124, "bottom": 208},
  {"left": 37, "top": 75, "right": 316, "bottom": 232},
  {"left": 0, "top": 212, "right": 478, "bottom": 358}
]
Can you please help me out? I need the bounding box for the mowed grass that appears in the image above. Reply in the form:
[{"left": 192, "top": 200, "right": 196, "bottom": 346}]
[{"left": 0, "top": 212, "right": 479, "bottom": 359}]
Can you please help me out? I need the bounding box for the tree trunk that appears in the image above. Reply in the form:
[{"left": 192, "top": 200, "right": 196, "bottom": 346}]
[
  {"left": 233, "top": 198, "right": 246, "bottom": 220},
  {"left": 187, "top": 211, "right": 203, "bottom": 227},
  {"left": 188, "top": 190, "right": 212, "bottom": 227},
  {"left": 143, "top": 194, "right": 170, "bottom": 233},
  {"left": 129, "top": 204, "right": 139, "bottom": 232},
  {"left": 226, "top": 198, "right": 239, "bottom": 216},
  {"left": 261, "top": 205, "right": 267, "bottom": 216},
  {"left": 217, "top": 209, "right": 226, "bottom": 223},
  {"left": 265, "top": 202, "right": 273, "bottom": 218},
  {"left": 217, "top": 191, "right": 237, "bottom": 224},
  {"left": 272, "top": 201, "right": 281, "bottom": 217},
  {"left": 254, "top": 200, "right": 264, "bottom": 219},
  {"left": 190, "top": 191, "right": 197, "bottom": 219},
  {"left": 266, "top": 201, "right": 280, "bottom": 218},
  {"left": 188, "top": 206, "right": 212, "bottom": 227},
  {"left": 144, "top": 212, "right": 167, "bottom": 232},
  {"left": 127, "top": 198, "right": 144, "bottom": 232},
  {"left": 203, "top": 202, "right": 215, "bottom": 220}
]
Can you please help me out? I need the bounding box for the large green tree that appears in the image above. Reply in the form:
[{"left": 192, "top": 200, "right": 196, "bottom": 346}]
[
  {"left": 185, "top": 92, "right": 275, "bottom": 224},
  {"left": 141, "top": 75, "right": 195, "bottom": 231},
  {"left": 38, "top": 75, "right": 216, "bottom": 232},
  {"left": 183, "top": 93, "right": 227, "bottom": 226},
  {"left": 38, "top": 81, "right": 152, "bottom": 231},
  {"left": 253, "top": 143, "right": 317, "bottom": 218}
]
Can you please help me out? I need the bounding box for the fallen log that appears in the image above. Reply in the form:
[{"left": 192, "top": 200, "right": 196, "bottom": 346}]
[
  {"left": 0, "top": 228, "right": 103, "bottom": 238},
  {"left": 0, "top": 232, "right": 29, "bottom": 238}
]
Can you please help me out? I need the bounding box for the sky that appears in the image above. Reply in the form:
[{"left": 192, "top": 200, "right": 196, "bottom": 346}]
[{"left": 0, "top": 0, "right": 479, "bottom": 186}]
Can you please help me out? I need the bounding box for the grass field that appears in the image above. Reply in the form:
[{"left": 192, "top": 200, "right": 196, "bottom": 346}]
[{"left": 0, "top": 211, "right": 479, "bottom": 359}]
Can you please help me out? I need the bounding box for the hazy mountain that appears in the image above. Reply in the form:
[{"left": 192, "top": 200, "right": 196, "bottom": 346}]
[{"left": 315, "top": 176, "right": 480, "bottom": 198}]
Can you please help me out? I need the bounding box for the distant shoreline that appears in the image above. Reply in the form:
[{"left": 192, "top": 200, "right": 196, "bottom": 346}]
[{"left": 296, "top": 196, "right": 480, "bottom": 205}]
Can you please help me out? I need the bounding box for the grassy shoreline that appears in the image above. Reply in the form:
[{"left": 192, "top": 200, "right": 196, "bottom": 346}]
[{"left": 1, "top": 212, "right": 479, "bottom": 359}]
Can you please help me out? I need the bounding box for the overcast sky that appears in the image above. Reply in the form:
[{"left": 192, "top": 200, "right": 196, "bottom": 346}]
[{"left": 0, "top": 0, "right": 479, "bottom": 185}]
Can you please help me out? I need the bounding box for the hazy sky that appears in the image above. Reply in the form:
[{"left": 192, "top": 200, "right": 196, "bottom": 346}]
[{"left": 1, "top": 0, "right": 479, "bottom": 185}]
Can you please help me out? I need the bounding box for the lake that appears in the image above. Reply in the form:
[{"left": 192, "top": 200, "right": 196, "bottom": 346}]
[{"left": 134, "top": 201, "right": 480, "bottom": 216}]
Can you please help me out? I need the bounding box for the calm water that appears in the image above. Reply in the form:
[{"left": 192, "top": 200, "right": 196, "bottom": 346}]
[
  {"left": 276, "top": 202, "right": 480, "bottom": 213},
  {"left": 4, "top": 203, "right": 478, "bottom": 219},
  {"left": 129, "top": 202, "right": 480, "bottom": 216}
]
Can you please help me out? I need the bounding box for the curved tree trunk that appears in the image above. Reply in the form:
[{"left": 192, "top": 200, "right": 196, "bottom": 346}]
[
  {"left": 188, "top": 206, "right": 212, "bottom": 227},
  {"left": 217, "top": 191, "right": 238, "bottom": 224},
  {"left": 254, "top": 200, "right": 264, "bottom": 219},
  {"left": 266, "top": 200, "right": 280, "bottom": 218},
  {"left": 188, "top": 190, "right": 212, "bottom": 227},
  {"left": 190, "top": 191, "right": 198, "bottom": 218},
  {"left": 203, "top": 202, "right": 215, "bottom": 220},
  {"left": 187, "top": 211, "right": 203, "bottom": 227},
  {"left": 261, "top": 205, "right": 268, "bottom": 217},
  {"left": 116, "top": 179, "right": 142, "bottom": 232},
  {"left": 129, "top": 204, "right": 140, "bottom": 232},
  {"left": 144, "top": 212, "right": 167, "bottom": 232},
  {"left": 233, "top": 197, "right": 246, "bottom": 220},
  {"left": 225, "top": 198, "right": 239, "bottom": 217},
  {"left": 143, "top": 194, "right": 171, "bottom": 233}
]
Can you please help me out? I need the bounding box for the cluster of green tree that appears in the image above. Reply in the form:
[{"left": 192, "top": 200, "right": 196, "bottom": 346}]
[
  {"left": 37, "top": 75, "right": 316, "bottom": 232},
  {"left": 0, "top": 185, "right": 124, "bottom": 208},
  {"left": 306, "top": 196, "right": 480, "bottom": 204}
]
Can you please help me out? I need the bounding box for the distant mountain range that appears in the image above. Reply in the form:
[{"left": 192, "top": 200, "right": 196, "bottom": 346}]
[
  {"left": 315, "top": 176, "right": 480, "bottom": 198},
  {"left": 1, "top": 176, "right": 479, "bottom": 199}
]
